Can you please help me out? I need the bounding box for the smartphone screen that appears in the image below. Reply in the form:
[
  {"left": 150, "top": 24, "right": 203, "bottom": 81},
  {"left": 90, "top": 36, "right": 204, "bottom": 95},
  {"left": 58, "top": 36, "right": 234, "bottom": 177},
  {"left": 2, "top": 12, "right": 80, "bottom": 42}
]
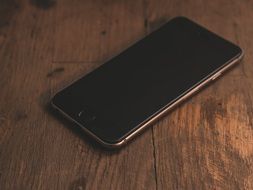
[{"left": 52, "top": 17, "right": 242, "bottom": 146}]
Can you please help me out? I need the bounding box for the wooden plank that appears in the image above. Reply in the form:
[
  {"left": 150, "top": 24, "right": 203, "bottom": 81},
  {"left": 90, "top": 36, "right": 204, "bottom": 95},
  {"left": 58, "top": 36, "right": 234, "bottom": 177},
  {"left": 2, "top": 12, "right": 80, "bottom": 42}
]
[
  {"left": 0, "top": 0, "right": 157, "bottom": 189},
  {"left": 54, "top": 0, "right": 146, "bottom": 63},
  {"left": 151, "top": 75, "right": 253, "bottom": 189},
  {"left": 145, "top": 0, "right": 253, "bottom": 189},
  {"left": 231, "top": 0, "right": 253, "bottom": 78},
  {"left": 0, "top": 0, "right": 56, "bottom": 189}
]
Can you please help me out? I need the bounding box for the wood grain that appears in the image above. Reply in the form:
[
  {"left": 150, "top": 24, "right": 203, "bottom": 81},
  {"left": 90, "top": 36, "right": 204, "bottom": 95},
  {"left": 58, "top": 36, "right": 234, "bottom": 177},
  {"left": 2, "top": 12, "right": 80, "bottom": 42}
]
[
  {"left": 53, "top": 0, "right": 146, "bottom": 62},
  {"left": 0, "top": 0, "right": 253, "bottom": 189},
  {"left": 146, "top": 0, "right": 253, "bottom": 189}
]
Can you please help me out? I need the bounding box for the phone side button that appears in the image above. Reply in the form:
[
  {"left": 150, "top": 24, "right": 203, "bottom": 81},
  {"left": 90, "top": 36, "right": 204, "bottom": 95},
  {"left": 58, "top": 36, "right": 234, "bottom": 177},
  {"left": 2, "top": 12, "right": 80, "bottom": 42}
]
[{"left": 212, "top": 72, "right": 222, "bottom": 81}]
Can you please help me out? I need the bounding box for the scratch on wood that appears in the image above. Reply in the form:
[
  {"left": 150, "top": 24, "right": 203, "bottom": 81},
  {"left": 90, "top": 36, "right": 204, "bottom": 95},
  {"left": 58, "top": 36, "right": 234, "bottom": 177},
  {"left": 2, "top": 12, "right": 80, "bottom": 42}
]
[
  {"left": 201, "top": 98, "right": 227, "bottom": 129},
  {"left": 0, "top": 0, "right": 20, "bottom": 28},
  {"left": 69, "top": 177, "right": 86, "bottom": 190},
  {"left": 100, "top": 30, "right": 107, "bottom": 35},
  {"left": 13, "top": 110, "right": 28, "bottom": 122},
  {"left": 144, "top": 18, "right": 148, "bottom": 28},
  {"left": 0, "top": 111, "right": 7, "bottom": 126},
  {"left": 30, "top": 0, "right": 56, "bottom": 10},
  {"left": 47, "top": 67, "right": 65, "bottom": 77}
]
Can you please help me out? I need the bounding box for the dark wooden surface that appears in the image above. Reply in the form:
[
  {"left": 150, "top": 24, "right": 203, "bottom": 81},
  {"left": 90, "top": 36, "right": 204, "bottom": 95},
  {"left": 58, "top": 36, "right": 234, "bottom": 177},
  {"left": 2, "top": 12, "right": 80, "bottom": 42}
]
[{"left": 0, "top": 0, "right": 253, "bottom": 189}]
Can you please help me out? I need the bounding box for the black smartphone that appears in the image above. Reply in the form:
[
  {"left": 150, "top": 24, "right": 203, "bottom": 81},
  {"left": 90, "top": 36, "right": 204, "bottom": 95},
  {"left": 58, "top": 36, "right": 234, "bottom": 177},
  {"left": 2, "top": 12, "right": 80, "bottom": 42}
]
[{"left": 51, "top": 17, "right": 243, "bottom": 148}]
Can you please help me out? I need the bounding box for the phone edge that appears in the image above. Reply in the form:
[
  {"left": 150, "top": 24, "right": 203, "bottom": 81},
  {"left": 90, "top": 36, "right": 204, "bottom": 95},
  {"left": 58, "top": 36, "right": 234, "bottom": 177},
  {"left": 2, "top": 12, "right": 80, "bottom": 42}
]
[{"left": 121, "top": 50, "right": 244, "bottom": 146}]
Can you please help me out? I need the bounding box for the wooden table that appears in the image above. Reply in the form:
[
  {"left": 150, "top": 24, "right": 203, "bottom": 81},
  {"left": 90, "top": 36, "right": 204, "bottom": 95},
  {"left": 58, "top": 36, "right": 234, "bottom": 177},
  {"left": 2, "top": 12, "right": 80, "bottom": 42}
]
[{"left": 0, "top": 0, "right": 253, "bottom": 189}]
